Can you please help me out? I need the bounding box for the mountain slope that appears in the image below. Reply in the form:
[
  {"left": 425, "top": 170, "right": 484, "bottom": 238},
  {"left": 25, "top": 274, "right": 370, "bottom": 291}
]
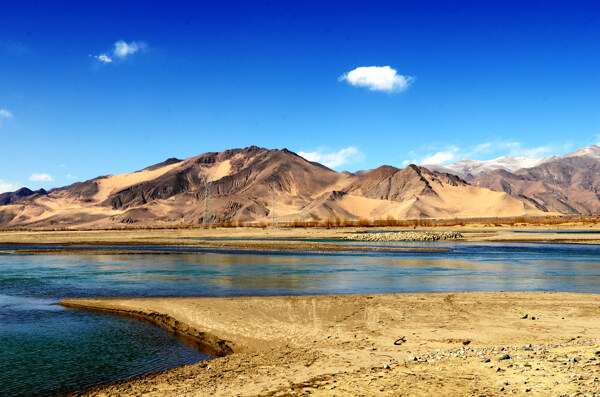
[
  {"left": 0, "top": 188, "right": 47, "bottom": 205},
  {"left": 338, "top": 165, "right": 545, "bottom": 219},
  {"left": 0, "top": 147, "right": 352, "bottom": 227},
  {"left": 425, "top": 157, "right": 545, "bottom": 180},
  {"left": 472, "top": 156, "right": 600, "bottom": 214},
  {"left": 0, "top": 146, "right": 552, "bottom": 228}
]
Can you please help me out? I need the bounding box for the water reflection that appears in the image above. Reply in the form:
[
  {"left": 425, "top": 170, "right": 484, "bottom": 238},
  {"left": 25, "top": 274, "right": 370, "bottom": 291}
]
[{"left": 3, "top": 242, "right": 600, "bottom": 297}]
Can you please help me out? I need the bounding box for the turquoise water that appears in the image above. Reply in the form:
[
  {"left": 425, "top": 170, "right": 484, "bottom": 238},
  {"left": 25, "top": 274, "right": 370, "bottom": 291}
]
[{"left": 2, "top": 241, "right": 600, "bottom": 396}]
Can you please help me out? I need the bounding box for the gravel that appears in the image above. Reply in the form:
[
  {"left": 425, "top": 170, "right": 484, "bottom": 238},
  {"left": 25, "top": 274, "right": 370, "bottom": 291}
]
[{"left": 346, "top": 231, "right": 463, "bottom": 242}]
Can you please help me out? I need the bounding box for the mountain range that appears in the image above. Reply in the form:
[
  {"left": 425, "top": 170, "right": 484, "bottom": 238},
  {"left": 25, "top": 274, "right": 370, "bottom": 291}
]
[
  {"left": 0, "top": 146, "right": 548, "bottom": 228},
  {"left": 425, "top": 145, "right": 600, "bottom": 181},
  {"left": 425, "top": 145, "right": 600, "bottom": 214}
]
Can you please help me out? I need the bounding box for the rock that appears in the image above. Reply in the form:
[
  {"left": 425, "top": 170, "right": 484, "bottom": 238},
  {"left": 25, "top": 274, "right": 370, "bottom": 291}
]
[
  {"left": 345, "top": 231, "right": 463, "bottom": 242},
  {"left": 482, "top": 358, "right": 491, "bottom": 363},
  {"left": 499, "top": 354, "right": 511, "bottom": 361},
  {"left": 496, "top": 380, "right": 509, "bottom": 386},
  {"left": 521, "top": 314, "right": 528, "bottom": 319}
]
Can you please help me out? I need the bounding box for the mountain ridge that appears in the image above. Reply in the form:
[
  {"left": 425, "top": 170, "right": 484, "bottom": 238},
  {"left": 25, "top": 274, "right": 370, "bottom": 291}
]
[
  {"left": 0, "top": 146, "right": 546, "bottom": 228},
  {"left": 423, "top": 145, "right": 600, "bottom": 181}
]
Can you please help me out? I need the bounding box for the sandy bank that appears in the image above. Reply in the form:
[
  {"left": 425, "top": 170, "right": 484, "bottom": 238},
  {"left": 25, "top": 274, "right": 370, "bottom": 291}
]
[{"left": 60, "top": 292, "right": 600, "bottom": 396}]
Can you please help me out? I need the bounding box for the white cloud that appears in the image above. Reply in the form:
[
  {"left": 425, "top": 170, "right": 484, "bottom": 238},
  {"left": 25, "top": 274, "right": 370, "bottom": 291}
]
[
  {"left": 504, "top": 143, "right": 553, "bottom": 158},
  {"left": 465, "top": 141, "right": 554, "bottom": 159},
  {"left": 339, "top": 66, "right": 414, "bottom": 93},
  {"left": 94, "top": 54, "right": 112, "bottom": 63},
  {"left": 29, "top": 173, "right": 54, "bottom": 182},
  {"left": 66, "top": 174, "right": 77, "bottom": 180},
  {"left": 113, "top": 40, "right": 143, "bottom": 57},
  {"left": 298, "top": 146, "right": 364, "bottom": 168},
  {"left": 92, "top": 40, "right": 147, "bottom": 64},
  {"left": 408, "top": 140, "right": 572, "bottom": 167},
  {"left": 471, "top": 142, "right": 493, "bottom": 155},
  {"left": 0, "top": 108, "right": 13, "bottom": 128},
  {"left": 420, "top": 146, "right": 460, "bottom": 165},
  {"left": 0, "top": 179, "right": 19, "bottom": 193}
]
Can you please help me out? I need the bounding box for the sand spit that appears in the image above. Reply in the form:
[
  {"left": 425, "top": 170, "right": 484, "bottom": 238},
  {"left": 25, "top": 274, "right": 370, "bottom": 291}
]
[{"left": 59, "top": 292, "right": 600, "bottom": 396}]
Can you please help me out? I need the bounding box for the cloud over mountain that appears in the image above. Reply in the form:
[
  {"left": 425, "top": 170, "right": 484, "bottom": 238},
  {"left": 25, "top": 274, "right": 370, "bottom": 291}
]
[{"left": 298, "top": 147, "right": 363, "bottom": 168}]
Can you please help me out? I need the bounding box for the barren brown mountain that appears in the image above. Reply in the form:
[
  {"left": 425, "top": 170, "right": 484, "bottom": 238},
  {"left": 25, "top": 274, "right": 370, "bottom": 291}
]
[
  {"left": 0, "top": 187, "right": 47, "bottom": 205},
  {"left": 472, "top": 155, "right": 600, "bottom": 214},
  {"left": 0, "top": 146, "right": 546, "bottom": 228}
]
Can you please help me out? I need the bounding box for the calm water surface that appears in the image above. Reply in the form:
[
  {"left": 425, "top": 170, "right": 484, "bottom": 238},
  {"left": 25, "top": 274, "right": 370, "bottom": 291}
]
[{"left": 2, "top": 241, "right": 600, "bottom": 396}]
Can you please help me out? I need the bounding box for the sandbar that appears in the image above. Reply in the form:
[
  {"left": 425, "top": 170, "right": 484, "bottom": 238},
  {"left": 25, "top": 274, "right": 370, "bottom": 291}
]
[{"left": 60, "top": 292, "right": 600, "bottom": 396}]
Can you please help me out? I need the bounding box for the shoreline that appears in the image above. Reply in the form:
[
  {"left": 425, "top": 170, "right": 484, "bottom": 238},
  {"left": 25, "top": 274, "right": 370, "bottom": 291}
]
[
  {"left": 59, "top": 292, "right": 600, "bottom": 396},
  {"left": 2, "top": 227, "right": 600, "bottom": 256},
  {"left": 60, "top": 300, "right": 239, "bottom": 357}
]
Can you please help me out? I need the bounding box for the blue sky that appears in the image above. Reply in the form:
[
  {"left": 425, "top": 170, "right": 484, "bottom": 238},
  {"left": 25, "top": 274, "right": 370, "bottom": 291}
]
[{"left": 1, "top": 1, "right": 599, "bottom": 192}]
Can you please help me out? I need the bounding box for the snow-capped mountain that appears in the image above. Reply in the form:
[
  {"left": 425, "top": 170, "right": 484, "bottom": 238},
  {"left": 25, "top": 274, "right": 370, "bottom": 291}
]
[{"left": 424, "top": 145, "right": 600, "bottom": 181}]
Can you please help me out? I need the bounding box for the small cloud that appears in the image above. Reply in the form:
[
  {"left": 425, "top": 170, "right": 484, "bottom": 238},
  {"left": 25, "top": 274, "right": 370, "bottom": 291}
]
[
  {"left": 0, "top": 109, "right": 13, "bottom": 119},
  {"left": 298, "top": 146, "right": 364, "bottom": 168},
  {"left": 0, "top": 179, "right": 19, "bottom": 193},
  {"left": 29, "top": 173, "right": 54, "bottom": 182},
  {"left": 471, "top": 142, "right": 493, "bottom": 155},
  {"left": 66, "top": 174, "right": 77, "bottom": 180},
  {"left": 339, "top": 66, "right": 414, "bottom": 93},
  {"left": 94, "top": 54, "right": 112, "bottom": 63},
  {"left": 505, "top": 143, "right": 553, "bottom": 158},
  {"left": 113, "top": 40, "right": 143, "bottom": 57},
  {"left": 91, "top": 40, "right": 147, "bottom": 64},
  {"left": 0, "top": 108, "right": 13, "bottom": 128},
  {"left": 420, "top": 147, "right": 460, "bottom": 165},
  {"left": 410, "top": 140, "right": 572, "bottom": 167}
]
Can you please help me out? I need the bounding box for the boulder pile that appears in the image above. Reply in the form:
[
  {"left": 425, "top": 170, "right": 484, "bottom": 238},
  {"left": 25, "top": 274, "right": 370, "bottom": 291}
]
[{"left": 346, "top": 231, "right": 463, "bottom": 242}]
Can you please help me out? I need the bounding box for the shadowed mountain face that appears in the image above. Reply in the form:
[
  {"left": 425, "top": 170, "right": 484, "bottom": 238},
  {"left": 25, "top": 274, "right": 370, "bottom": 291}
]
[
  {"left": 0, "top": 146, "right": 548, "bottom": 228},
  {"left": 344, "top": 165, "right": 464, "bottom": 201},
  {"left": 472, "top": 156, "right": 600, "bottom": 214},
  {"left": 0, "top": 188, "right": 47, "bottom": 205}
]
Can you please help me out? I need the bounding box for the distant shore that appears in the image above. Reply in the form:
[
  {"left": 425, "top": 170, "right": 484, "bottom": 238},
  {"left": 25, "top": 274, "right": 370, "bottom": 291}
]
[
  {"left": 60, "top": 292, "right": 600, "bottom": 396},
  {"left": 2, "top": 224, "right": 600, "bottom": 256}
]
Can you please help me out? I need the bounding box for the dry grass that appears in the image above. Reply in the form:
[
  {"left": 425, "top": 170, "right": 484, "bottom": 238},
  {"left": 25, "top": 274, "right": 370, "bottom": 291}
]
[{"left": 2, "top": 214, "right": 599, "bottom": 232}]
